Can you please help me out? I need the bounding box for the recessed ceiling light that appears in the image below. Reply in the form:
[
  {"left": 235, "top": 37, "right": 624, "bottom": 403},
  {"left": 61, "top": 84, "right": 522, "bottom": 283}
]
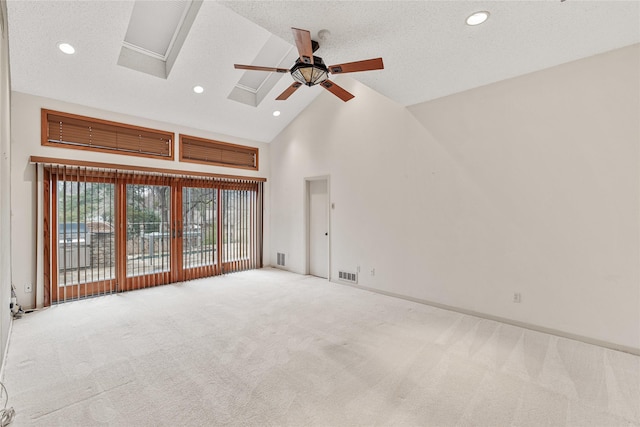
[
  {"left": 272, "top": 111, "right": 281, "bottom": 117},
  {"left": 193, "top": 85, "right": 204, "bottom": 94},
  {"left": 466, "top": 11, "right": 490, "bottom": 26},
  {"left": 57, "top": 42, "right": 76, "bottom": 55}
]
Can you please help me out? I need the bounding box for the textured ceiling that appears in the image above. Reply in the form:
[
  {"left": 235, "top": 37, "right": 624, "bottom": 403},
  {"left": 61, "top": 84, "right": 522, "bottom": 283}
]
[{"left": 7, "top": 1, "right": 640, "bottom": 143}]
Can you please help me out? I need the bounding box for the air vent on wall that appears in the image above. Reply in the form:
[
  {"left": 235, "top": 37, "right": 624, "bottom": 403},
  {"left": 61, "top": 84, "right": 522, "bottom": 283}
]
[
  {"left": 338, "top": 271, "right": 358, "bottom": 284},
  {"left": 277, "top": 252, "right": 285, "bottom": 267}
]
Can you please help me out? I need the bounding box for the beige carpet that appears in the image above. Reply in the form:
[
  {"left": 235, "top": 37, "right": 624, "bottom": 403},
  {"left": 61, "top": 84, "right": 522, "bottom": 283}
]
[{"left": 2, "top": 268, "right": 639, "bottom": 426}]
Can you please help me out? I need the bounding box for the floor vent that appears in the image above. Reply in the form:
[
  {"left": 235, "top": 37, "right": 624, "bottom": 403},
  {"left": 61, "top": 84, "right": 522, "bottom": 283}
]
[
  {"left": 277, "top": 252, "right": 285, "bottom": 267},
  {"left": 338, "top": 271, "right": 357, "bottom": 283}
]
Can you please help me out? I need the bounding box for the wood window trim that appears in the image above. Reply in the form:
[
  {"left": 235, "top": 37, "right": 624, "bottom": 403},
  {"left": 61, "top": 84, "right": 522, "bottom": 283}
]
[
  {"left": 42, "top": 109, "right": 175, "bottom": 161},
  {"left": 30, "top": 156, "right": 267, "bottom": 183},
  {"left": 179, "top": 134, "right": 259, "bottom": 171}
]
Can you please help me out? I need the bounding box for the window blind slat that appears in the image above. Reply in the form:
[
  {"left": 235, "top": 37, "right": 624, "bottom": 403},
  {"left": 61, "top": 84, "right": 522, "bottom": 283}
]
[
  {"left": 43, "top": 109, "right": 174, "bottom": 160},
  {"left": 180, "top": 136, "right": 257, "bottom": 170},
  {"left": 90, "top": 128, "right": 118, "bottom": 148},
  {"left": 220, "top": 151, "right": 254, "bottom": 166},
  {"left": 183, "top": 149, "right": 253, "bottom": 167}
]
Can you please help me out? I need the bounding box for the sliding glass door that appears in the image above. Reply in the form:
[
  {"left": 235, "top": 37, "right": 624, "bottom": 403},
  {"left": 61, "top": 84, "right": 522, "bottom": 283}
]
[
  {"left": 222, "top": 188, "right": 255, "bottom": 273},
  {"left": 180, "top": 185, "right": 218, "bottom": 280},
  {"left": 52, "top": 172, "right": 117, "bottom": 303},
  {"left": 44, "top": 165, "right": 264, "bottom": 305},
  {"left": 124, "top": 182, "right": 172, "bottom": 290}
]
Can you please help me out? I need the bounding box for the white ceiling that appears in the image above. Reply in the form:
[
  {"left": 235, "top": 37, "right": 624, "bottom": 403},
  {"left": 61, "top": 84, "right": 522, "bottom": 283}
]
[{"left": 6, "top": 1, "right": 640, "bottom": 143}]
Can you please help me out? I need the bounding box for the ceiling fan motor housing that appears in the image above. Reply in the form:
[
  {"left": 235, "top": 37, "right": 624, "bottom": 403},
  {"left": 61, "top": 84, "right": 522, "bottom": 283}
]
[{"left": 290, "top": 56, "right": 329, "bottom": 86}]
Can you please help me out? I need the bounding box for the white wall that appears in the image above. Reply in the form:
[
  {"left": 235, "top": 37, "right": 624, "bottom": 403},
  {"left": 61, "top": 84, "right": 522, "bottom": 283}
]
[
  {"left": 269, "top": 44, "right": 640, "bottom": 352},
  {"left": 0, "top": 0, "right": 12, "bottom": 368},
  {"left": 10, "top": 92, "right": 271, "bottom": 309}
]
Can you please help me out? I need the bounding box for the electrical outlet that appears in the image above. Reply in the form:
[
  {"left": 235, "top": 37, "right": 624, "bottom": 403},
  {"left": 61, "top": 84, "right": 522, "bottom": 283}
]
[
  {"left": 513, "top": 292, "right": 521, "bottom": 303},
  {"left": 25, "top": 283, "right": 33, "bottom": 293},
  {"left": 370, "top": 268, "right": 375, "bottom": 276}
]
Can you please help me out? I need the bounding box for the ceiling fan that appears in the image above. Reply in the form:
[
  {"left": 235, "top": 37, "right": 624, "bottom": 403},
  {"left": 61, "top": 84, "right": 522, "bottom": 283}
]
[{"left": 234, "top": 27, "right": 384, "bottom": 102}]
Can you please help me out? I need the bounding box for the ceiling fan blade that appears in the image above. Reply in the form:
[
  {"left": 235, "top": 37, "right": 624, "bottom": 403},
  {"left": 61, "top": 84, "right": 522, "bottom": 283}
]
[
  {"left": 291, "top": 27, "right": 313, "bottom": 64},
  {"left": 276, "top": 82, "right": 302, "bottom": 100},
  {"left": 328, "top": 58, "right": 384, "bottom": 74},
  {"left": 320, "top": 80, "right": 354, "bottom": 102},
  {"left": 234, "top": 64, "right": 289, "bottom": 73}
]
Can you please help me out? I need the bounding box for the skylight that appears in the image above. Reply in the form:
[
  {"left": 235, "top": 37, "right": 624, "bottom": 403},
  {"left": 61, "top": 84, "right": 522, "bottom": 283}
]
[
  {"left": 124, "top": 1, "right": 189, "bottom": 60},
  {"left": 228, "top": 34, "right": 297, "bottom": 107},
  {"left": 118, "top": 0, "right": 202, "bottom": 79}
]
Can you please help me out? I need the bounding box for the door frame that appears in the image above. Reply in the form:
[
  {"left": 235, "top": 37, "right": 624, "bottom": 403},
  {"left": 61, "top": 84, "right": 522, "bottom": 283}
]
[{"left": 304, "top": 175, "right": 331, "bottom": 280}]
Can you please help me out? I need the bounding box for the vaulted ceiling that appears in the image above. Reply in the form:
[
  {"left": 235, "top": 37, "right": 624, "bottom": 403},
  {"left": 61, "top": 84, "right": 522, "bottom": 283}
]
[{"left": 7, "top": 1, "right": 640, "bottom": 143}]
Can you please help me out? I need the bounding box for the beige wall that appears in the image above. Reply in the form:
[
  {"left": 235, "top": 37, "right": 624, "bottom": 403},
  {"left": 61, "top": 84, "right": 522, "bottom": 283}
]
[
  {"left": 0, "top": 0, "right": 12, "bottom": 368},
  {"left": 269, "top": 44, "right": 640, "bottom": 352},
  {"left": 10, "top": 92, "right": 271, "bottom": 309}
]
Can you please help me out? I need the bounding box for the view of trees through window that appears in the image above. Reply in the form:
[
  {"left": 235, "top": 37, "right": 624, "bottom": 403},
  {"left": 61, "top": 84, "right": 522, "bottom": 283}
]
[
  {"left": 183, "top": 187, "right": 217, "bottom": 269},
  {"left": 52, "top": 172, "right": 263, "bottom": 304},
  {"left": 126, "top": 184, "right": 171, "bottom": 277},
  {"left": 57, "top": 180, "right": 115, "bottom": 287}
]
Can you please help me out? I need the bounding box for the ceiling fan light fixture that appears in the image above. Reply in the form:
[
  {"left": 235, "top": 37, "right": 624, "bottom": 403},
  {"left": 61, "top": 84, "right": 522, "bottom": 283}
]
[
  {"left": 466, "top": 11, "right": 490, "bottom": 26},
  {"left": 290, "top": 57, "right": 329, "bottom": 87}
]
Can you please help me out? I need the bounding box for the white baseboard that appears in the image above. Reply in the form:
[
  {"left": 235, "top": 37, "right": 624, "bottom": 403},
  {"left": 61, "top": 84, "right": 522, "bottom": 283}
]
[
  {"left": 335, "top": 280, "right": 640, "bottom": 356},
  {"left": 0, "top": 316, "right": 13, "bottom": 381}
]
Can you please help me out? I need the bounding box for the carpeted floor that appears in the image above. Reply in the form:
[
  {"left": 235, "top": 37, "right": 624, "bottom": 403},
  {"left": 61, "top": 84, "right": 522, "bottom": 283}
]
[{"left": 2, "top": 268, "right": 639, "bottom": 426}]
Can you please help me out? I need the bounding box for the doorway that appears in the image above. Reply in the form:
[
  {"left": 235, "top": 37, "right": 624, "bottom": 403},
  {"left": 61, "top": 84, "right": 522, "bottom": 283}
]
[
  {"left": 306, "top": 177, "right": 329, "bottom": 279},
  {"left": 45, "top": 165, "right": 264, "bottom": 304}
]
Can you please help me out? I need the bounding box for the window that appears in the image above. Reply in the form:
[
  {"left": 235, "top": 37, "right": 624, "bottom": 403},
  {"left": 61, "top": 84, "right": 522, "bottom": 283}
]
[
  {"left": 39, "top": 157, "right": 264, "bottom": 305},
  {"left": 179, "top": 134, "right": 258, "bottom": 170},
  {"left": 42, "top": 109, "right": 174, "bottom": 160}
]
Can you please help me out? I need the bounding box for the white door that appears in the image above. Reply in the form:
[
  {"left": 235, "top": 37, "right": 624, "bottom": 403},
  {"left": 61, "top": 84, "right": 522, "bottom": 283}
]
[{"left": 309, "top": 179, "right": 328, "bottom": 278}]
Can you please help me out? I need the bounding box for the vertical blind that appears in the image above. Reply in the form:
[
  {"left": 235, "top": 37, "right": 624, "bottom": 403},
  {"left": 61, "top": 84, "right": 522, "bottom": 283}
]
[
  {"left": 46, "top": 164, "right": 118, "bottom": 304},
  {"left": 40, "top": 159, "right": 264, "bottom": 306}
]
